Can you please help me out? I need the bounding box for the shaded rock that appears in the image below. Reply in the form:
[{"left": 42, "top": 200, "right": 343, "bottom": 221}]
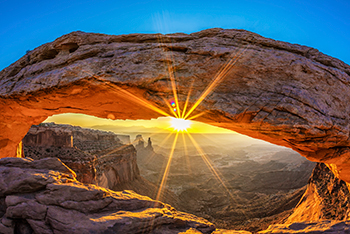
[
  {"left": 24, "top": 145, "right": 96, "bottom": 184},
  {"left": 0, "top": 157, "right": 215, "bottom": 233},
  {"left": 0, "top": 157, "right": 75, "bottom": 176},
  {"left": 5, "top": 198, "right": 47, "bottom": 220},
  {"left": 259, "top": 220, "right": 350, "bottom": 234},
  {"left": 213, "top": 230, "right": 252, "bottom": 234},
  {"left": 27, "top": 219, "right": 53, "bottom": 234},
  {"left": 0, "top": 166, "right": 75, "bottom": 196},
  {"left": 287, "top": 163, "right": 350, "bottom": 222},
  {"left": 0, "top": 222, "right": 14, "bottom": 234}
]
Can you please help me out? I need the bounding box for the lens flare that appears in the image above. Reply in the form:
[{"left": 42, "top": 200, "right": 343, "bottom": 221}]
[{"left": 170, "top": 117, "right": 191, "bottom": 132}]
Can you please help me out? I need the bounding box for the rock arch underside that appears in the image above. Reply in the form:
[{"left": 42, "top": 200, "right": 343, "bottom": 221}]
[{"left": 1, "top": 28, "right": 350, "bottom": 233}]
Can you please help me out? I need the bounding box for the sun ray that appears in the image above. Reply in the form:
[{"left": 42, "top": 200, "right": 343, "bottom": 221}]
[
  {"left": 184, "top": 46, "right": 249, "bottom": 120},
  {"left": 187, "top": 111, "right": 207, "bottom": 120},
  {"left": 161, "top": 96, "right": 179, "bottom": 118},
  {"left": 110, "top": 85, "right": 171, "bottom": 117},
  {"left": 167, "top": 61, "right": 182, "bottom": 118},
  {"left": 185, "top": 132, "right": 237, "bottom": 203},
  {"left": 157, "top": 34, "right": 182, "bottom": 118},
  {"left": 155, "top": 131, "right": 179, "bottom": 201},
  {"left": 181, "top": 79, "right": 194, "bottom": 119},
  {"left": 181, "top": 132, "right": 193, "bottom": 176},
  {"left": 98, "top": 143, "right": 132, "bottom": 158}
]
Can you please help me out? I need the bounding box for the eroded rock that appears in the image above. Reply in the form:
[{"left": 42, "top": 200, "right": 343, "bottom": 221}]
[
  {"left": 1, "top": 28, "right": 350, "bottom": 183},
  {"left": 0, "top": 157, "right": 215, "bottom": 233},
  {"left": 287, "top": 163, "right": 350, "bottom": 222},
  {"left": 259, "top": 220, "right": 350, "bottom": 234}
]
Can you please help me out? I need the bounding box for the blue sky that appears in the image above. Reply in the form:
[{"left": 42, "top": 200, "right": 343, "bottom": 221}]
[{"left": 0, "top": 0, "right": 349, "bottom": 71}]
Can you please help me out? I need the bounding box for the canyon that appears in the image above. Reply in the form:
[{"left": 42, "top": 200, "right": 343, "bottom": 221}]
[
  {"left": 22, "top": 123, "right": 179, "bottom": 208},
  {"left": 1, "top": 28, "right": 350, "bottom": 233}
]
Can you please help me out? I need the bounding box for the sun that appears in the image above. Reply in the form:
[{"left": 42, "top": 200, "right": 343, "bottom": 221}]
[{"left": 170, "top": 117, "right": 192, "bottom": 132}]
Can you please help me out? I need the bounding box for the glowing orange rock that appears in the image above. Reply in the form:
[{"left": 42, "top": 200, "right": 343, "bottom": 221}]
[{"left": 0, "top": 28, "right": 350, "bottom": 184}]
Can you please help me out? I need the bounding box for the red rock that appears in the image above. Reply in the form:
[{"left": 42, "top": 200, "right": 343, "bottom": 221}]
[
  {"left": 0, "top": 29, "right": 349, "bottom": 183},
  {"left": 0, "top": 157, "right": 215, "bottom": 233}
]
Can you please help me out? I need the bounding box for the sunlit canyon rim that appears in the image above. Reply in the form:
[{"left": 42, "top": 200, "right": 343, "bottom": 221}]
[{"left": 1, "top": 28, "right": 350, "bottom": 233}]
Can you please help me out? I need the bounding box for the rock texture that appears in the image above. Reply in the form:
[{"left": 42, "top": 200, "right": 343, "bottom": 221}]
[
  {"left": 23, "top": 123, "right": 180, "bottom": 208},
  {"left": 259, "top": 220, "right": 350, "bottom": 234},
  {"left": 23, "top": 127, "right": 72, "bottom": 148},
  {"left": 286, "top": 163, "right": 350, "bottom": 223},
  {"left": 0, "top": 157, "right": 215, "bottom": 234},
  {"left": 23, "top": 123, "right": 134, "bottom": 184},
  {"left": 24, "top": 145, "right": 97, "bottom": 184},
  {"left": 255, "top": 163, "right": 350, "bottom": 234},
  {"left": 1, "top": 28, "right": 350, "bottom": 182},
  {"left": 95, "top": 144, "right": 140, "bottom": 187}
]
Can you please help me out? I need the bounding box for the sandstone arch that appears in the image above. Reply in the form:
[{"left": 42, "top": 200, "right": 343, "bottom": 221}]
[{"left": 1, "top": 28, "right": 350, "bottom": 182}]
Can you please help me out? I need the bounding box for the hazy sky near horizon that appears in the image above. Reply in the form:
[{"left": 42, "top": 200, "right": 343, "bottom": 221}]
[
  {"left": 1, "top": 0, "right": 349, "bottom": 71},
  {"left": 44, "top": 113, "right": 236, "bottom": 134}
]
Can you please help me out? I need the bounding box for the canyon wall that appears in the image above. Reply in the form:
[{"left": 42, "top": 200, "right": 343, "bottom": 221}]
[
  {"left": 23, "top": 124, "right": 179, "bottom": 207},
  {"left": 95, "top": 144, "right": 140, "bottom": 188},
  {"left": 23, "top": 126, "right": 72, "bottom": 148},
  {"left": 287, "top": 163, "right": 350, "bottom": 223},
  {"left": 23, "top": 123, "right": 135, "bottom": 185},
  {"left": 260, "top": 163, "right": 350, "bottom": 234}
]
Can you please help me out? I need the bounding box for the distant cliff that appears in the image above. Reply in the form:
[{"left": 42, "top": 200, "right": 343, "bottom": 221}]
[
  {"left": 22, "top": 123, "right": 179, "bottom": 207},
  {"left": 23, "top": 126, "right": 72, "bottom": 148},
  {"left": 134, "top": 134, "right": 154, "bottom": 154},
  {"left": 23, "top": 123, "right": 133, "bottom": 184},
  {"left": 95, "top": 144, "right": 140, "bottom": 188}
]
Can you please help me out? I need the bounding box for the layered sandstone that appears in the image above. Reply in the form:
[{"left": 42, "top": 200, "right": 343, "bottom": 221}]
[{"left": 1, "top": 28, "right": 350, "bottom": 182}]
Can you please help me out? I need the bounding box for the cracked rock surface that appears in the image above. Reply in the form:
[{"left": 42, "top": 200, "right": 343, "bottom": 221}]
[{"left": 0, "top": 157, "right": 215, "bottom": 234}]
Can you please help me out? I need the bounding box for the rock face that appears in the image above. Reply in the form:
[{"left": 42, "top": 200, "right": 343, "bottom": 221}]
[
  {"left": 95, "top": 144, "right": 140, "bottom": 188},
  {"left": 23, "top": 123, "right": 180, "bottom": 208},
  {"left": 134, "top": 134, "right": 154, "bottom": 156},
  {"left": 23, "top": 123, "right": 136, "bottom": 185},
  {"left": 256, "top": 163, "right": 350, "bottom": 234},
  {"left": 0, "top": 157, "right": 215, "bottom": 234},
  {"left": 287, "top": 163, "right": 350, "bottom": 222},
  {"left": 22, "top": 127, "right": 72, "bottom": 148},
  {"left": 1, "top": 28, "right": 350, "bottom": 183}
]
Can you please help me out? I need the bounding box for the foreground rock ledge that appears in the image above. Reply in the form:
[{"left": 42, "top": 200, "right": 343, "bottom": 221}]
[
  {"left": 0, "top": 157, "right": 215, "bottom": 234},
  {"left": 1, "top": 28, "right": 350, "bottom": 182}
]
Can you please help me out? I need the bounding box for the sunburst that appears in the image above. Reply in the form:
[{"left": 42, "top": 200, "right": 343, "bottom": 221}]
[
  {"left": 170, "top": 117, "right": 191, "bottom": 132},
  {"left": 81, "top": 32, "right": 250, "bottom": 207}
]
